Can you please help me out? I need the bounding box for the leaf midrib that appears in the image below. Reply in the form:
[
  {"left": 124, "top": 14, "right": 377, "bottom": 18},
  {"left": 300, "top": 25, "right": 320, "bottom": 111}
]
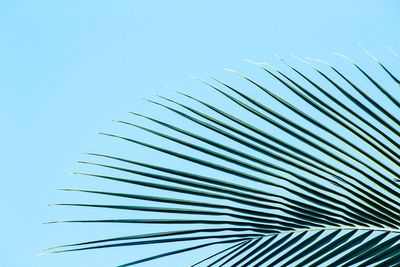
[{"left": 274, "top": 226, "right": 400, "bottom": 236}]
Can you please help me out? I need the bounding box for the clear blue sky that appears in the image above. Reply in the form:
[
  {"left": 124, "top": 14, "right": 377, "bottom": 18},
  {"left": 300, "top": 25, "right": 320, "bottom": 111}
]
[{"left": 1, "top": 1, "right": 399, "bottom": 266}]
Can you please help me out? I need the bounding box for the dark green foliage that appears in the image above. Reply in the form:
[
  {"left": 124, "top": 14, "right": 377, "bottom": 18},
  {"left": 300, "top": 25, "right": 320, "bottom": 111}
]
[{"left": 48, "top": 51, "right": 400, "bottom": 266}]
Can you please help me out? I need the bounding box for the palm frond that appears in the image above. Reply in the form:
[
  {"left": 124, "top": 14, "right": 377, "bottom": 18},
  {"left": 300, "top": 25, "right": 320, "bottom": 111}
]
[{"left": 49, "top": 50, "right": 400, "bottom": 266}]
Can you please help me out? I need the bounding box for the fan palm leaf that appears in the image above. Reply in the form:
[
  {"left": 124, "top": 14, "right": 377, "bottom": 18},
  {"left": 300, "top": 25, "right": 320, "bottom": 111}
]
[{"left": 48, "top": 49, "right": 400, "bottom": 266}]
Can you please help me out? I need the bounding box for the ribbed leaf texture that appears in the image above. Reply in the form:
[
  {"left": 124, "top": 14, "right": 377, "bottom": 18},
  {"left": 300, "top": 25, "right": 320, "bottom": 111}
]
[{"left": 48, "top": 50, "right": 400, "bottom": 266}]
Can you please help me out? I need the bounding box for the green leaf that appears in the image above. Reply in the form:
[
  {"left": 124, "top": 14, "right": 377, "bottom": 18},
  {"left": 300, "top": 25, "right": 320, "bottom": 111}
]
[{"left": 50, "top": 51, "right": 400, "bottom": 266}]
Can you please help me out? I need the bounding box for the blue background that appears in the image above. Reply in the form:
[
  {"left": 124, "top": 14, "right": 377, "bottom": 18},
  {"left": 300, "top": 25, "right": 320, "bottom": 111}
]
[{"left": 1, "top": 0, "right": 399, "bottom": 266}]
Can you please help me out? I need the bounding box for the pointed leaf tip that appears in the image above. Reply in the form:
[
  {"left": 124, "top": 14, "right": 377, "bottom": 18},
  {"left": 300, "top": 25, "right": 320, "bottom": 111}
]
[
  {"left": 273, "top": 53, "right": 283, "bottom": 60},
  {"left": 333, "top": 52, "right": 356, "bottom": 64},
  {"left": 303, "top": 57, "right": 330, "bottom": 66}
]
